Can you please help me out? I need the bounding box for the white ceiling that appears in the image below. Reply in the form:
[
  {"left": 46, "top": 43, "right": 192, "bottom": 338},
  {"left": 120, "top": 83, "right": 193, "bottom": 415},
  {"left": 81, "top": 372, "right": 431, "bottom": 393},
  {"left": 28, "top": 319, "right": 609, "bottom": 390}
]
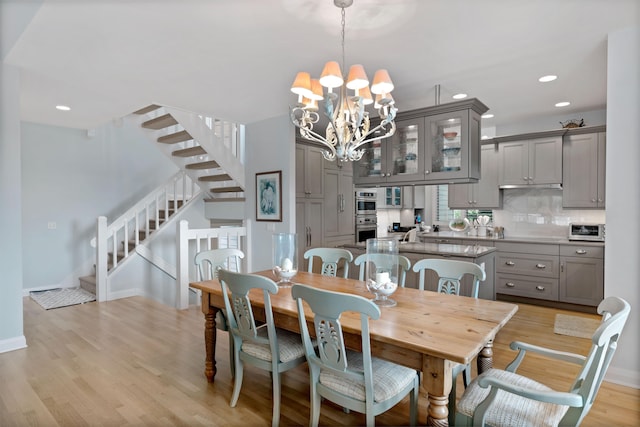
[{"left": 4, "top": 0, "right": 639, "bottom": 131}]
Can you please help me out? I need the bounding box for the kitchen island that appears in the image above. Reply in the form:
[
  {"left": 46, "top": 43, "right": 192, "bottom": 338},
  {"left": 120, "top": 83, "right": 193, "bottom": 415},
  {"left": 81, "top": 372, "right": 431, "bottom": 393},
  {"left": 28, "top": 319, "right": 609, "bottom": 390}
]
[{"left": 340, "top": 241, "right": 496, "bottom": 300}]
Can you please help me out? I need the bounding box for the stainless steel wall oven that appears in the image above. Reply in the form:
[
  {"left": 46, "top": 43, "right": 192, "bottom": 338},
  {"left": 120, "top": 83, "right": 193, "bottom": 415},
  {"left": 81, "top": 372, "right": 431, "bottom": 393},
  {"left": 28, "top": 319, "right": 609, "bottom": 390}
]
[{"left": 355, "top": 190, "right": 377, "bottom": 243}]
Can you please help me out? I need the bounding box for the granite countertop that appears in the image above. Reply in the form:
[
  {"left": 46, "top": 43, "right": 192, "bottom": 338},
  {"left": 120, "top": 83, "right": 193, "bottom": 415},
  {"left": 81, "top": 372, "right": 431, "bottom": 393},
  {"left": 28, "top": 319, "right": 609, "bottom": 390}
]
[
  {"left": 341, "top": 241, "right": 496, "bottom": 258},
  {"left": 419, "top": 231, "right": 605, "bottom": 246}
]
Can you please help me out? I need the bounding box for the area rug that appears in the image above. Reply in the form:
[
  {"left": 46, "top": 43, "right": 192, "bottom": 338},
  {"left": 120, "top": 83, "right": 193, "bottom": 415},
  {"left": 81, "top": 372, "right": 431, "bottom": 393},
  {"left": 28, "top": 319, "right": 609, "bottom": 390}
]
[
  {"left": 554, "top": 313, "right": 601, "bottom": 339},
  {"left": 30, "top": 288, "right": 96, "bottom": 310}
]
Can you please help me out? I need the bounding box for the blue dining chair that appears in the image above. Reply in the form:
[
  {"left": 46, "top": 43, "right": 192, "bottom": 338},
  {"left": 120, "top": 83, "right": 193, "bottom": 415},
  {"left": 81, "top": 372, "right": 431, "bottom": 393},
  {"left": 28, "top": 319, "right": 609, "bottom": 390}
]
[
  {"left": 217, "top": 269, "right": 307, "bottom": 427},
  {"left": 291, "top": 283, "right": 419, "bottom": 427},
  {"left": 304, "top": 247, "right": 353, "bottom": 278},
  {"left": 194, "top": 248, "right": 245, "bottom": 376},
  {"left": 455, "top": 296, "right": 630, "bottom": 427}
]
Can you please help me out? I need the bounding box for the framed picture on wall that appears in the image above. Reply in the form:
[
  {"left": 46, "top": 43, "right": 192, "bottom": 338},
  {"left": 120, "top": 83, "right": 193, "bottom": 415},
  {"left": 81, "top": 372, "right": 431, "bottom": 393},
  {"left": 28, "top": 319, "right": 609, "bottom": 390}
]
[{"left": 256, "top": 170, "right": 282, "bottom": 222}]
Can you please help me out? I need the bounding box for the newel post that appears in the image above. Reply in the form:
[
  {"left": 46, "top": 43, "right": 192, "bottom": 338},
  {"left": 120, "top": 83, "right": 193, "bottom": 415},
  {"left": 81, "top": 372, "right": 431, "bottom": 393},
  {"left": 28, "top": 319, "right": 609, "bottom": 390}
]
[
  {"left": 96, "top": 216, "right": 108, "bottom": 302},
  {"left": 176, "top": 220, "right": 190, "bottom": 309}
]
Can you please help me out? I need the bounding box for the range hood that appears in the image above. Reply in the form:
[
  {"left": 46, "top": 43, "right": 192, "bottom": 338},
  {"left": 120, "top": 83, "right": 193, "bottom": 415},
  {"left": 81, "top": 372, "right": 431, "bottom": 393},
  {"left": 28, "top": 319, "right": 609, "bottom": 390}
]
[{"left": 499, "top": 183, "right": 563, "bottom": 190}]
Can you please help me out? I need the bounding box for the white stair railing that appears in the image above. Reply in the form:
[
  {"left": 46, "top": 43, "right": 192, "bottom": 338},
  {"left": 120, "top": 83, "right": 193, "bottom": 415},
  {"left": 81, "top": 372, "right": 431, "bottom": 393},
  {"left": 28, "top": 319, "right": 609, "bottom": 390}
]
[
  {"left": 93, "top": 171, "right": 200, "bottom": 301},
  {"left": 176, "top": 220, "right": 250, "bottom": 309}
]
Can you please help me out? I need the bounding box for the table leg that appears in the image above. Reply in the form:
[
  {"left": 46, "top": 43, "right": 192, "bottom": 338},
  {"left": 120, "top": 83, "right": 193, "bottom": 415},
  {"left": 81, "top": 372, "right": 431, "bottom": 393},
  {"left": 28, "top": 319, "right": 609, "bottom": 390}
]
[
  {"left": 477, "top": 339, "right": 494, "bottom": 375},
  {"left": 422, "top": 355, "right": 453, "bottom": 427},
  {"left": 201, "top": 292, "right": 218, "bottom": 383}
]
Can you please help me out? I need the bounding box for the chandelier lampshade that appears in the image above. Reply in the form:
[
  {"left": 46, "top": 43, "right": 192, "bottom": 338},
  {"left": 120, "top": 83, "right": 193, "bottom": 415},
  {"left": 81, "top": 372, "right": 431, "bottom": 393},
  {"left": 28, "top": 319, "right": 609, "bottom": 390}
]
[{"left": 289, "top": 0, "right": 397, "bottom": 162}]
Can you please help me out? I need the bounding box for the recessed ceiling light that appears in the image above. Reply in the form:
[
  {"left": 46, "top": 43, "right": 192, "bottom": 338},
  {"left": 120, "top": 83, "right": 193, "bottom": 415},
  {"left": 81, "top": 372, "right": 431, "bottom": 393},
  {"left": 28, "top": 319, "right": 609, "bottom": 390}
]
[
  {"left": 555, "top": 101, "right": 570, "bottom": 107},
  {"left": 56, "top": 105, "right": 71, "bottom": 111},
  {"left": 452, "top": 93, "right": 467, "bottom": 99},
  {"left": 538, "top": 75, "right": 557, "bottom": 83},
  {"left": 481, "top": 114, "right": 494, "bottom": 119}
]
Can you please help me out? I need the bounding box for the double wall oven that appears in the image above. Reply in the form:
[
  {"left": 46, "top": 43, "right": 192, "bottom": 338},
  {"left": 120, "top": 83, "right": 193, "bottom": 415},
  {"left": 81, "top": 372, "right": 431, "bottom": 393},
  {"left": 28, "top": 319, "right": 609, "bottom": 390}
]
[{"left": 355, "top": 190, "right": 377, "bottom": 243}]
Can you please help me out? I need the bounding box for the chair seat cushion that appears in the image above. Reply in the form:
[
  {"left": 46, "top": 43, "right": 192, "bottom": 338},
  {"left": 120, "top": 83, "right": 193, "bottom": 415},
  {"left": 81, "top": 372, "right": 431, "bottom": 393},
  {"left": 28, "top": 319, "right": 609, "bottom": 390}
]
[
  {"left": 319, "top": 350, "right": 417, "bottom": 403},
  {"left": 241, "top": 326, "right": 306, "bottom": 363},
  {"left": 457, "top": 368, "right": 569, "bottom": 427}
]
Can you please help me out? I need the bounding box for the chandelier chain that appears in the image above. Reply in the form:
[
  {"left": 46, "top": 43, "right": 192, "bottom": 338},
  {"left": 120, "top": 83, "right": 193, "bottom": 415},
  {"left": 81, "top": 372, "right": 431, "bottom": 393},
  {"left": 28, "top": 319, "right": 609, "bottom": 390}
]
[{"left": 340, "top": 7, "right": 346, "bottom": 73}]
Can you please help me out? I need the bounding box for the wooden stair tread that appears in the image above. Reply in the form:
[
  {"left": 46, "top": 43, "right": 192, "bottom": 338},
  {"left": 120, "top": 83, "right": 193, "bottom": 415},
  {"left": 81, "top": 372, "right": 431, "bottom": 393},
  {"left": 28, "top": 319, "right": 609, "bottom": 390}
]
[
  {"left": 209, "top": 186, "right": 243, "bottom": 193},
  {"left": 142, "top": 113, "right": 178, "bottom": 130},
  {"left": 172, "top": 146, "right": 206, "bottom": 157},
  {"left": 204, "top": 197, "right": 246, "bottom": 202},
  {"left": 158, "top": 130, "right": 192, "bottom": 144},
  {"left": 198, "top": 174, "right": 232, "bottom": 182},
  {"left": 186, "top": 160, "right": 220, "bottom": 170},
  {"left": 133, "top": 104, "right": 161, "bottom": 115}
]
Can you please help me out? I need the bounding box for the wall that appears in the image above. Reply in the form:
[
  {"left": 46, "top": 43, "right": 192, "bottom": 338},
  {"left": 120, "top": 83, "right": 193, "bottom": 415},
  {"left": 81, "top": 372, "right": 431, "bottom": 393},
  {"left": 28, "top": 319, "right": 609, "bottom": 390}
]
[
  {"left": 496, "top": 108, "right": 606, "bottom": 136},
  {"left": 245, "top": 115, "right": 295, "bottom": 272},
  {"left": 604, "top": 26, "right": 639, "bottom": 388},
  {"left": 20, "top": 116, "right": 179, "bottom": 292},
  {"left": 0, "top": 63, "right": 26, "bottom": 353}
]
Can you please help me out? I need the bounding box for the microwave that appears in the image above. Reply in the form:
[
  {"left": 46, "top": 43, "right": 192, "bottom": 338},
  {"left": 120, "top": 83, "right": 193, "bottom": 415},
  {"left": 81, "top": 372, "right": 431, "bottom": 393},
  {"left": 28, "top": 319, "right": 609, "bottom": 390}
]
[
  {"left": 355, "top": 191, "right": 377, "bottom": 215},
  {"left": 569, "top": 223, "right": 605, "bottom": 241}
]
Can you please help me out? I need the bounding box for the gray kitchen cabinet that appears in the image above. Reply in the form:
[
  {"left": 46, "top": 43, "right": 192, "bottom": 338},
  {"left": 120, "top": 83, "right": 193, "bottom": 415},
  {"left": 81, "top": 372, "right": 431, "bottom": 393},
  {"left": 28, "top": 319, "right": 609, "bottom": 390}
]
[
  {"left": 296, "top": 198, "right": 324, "bottom": 272},
  {"left": 497, "top": 132, "right": 563, "bottom": 187},
  {"left": 324, "top": 160, "right": 354, "bottom": 240},
  {"left": 448, "top": 143, "right": 502, "bottom": 209},
  {"left": 562, "top": 126, "right": 606, "bottom": 208},
  {"left": 559, "top": 245, "right": 604, "bottom": 306},
  {"left": 379, "top": 186, "right": 403, "bottom": 208},
  {"left": 354, "top": 98, "right": 488, "bottom": 186},
  {"left": 495, "top": 241, "right": 560, "bottom": 302},
  {"left": 296, "top": 143, "right": 324, "bottom": 199}
]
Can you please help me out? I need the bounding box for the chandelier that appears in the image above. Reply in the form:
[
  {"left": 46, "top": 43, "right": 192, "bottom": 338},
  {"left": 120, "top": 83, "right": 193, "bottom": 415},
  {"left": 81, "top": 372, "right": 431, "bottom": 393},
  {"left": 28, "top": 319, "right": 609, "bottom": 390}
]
[{"left": 289, "top": 0, "right": 398, "bottom": 162}]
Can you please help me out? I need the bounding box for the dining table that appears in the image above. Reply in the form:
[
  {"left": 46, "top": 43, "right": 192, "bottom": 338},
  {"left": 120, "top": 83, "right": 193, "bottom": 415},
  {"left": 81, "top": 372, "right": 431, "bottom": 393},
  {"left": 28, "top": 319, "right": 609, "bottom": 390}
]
[{"left": 190, "top": 270, "right": 518, "bottom": 427}]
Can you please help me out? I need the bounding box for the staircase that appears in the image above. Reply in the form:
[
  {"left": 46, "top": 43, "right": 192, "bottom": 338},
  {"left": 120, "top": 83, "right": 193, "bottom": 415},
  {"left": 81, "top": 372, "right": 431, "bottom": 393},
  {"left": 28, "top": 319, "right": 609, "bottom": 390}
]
[{"left": 81, "top": 105, "right": 246, "bottom": 301}]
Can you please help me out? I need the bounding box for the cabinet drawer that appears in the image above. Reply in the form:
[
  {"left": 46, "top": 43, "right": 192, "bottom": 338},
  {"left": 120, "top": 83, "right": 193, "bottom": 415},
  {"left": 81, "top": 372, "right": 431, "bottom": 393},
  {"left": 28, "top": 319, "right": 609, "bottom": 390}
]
[
  {"left": 560, "top": 245, "right": 604, "bottom": 258},
  {"left": 496, "top": 252, "right": 558, "bottom": 278},
  {"left": 494, "top": 241, "right": 559, "bottom": 256},
  {"left": 496, "top": 274, "right": 559, "bottom": 301}
]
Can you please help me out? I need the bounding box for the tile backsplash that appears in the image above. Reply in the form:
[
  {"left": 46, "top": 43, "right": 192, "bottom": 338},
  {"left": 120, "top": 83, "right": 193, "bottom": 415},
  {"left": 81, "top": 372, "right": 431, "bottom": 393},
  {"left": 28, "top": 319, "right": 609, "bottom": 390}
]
[{"left": 492, "top": 188, "right": 606, "bottom": 239}]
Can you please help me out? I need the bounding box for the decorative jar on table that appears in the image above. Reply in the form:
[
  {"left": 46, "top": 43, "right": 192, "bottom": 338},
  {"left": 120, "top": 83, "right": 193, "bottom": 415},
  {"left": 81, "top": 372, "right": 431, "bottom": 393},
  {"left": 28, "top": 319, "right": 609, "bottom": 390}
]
[
  {"left": 365, "top": 237, "right": 400, "bottom": 307},
  {"left": 272, "top": 233, "right": 298, "bottom": 287}
]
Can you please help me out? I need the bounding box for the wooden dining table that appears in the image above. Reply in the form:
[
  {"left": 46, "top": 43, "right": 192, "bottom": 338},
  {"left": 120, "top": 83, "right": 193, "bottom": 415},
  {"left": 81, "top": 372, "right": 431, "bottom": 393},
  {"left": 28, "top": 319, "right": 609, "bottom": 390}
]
[{"left": 190, "top": 270, "right": 518, "bottom": 427}]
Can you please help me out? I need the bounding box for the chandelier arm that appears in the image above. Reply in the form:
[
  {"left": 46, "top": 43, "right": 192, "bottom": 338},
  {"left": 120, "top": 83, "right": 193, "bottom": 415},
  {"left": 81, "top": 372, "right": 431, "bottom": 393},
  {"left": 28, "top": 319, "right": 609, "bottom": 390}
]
[{"left": 349, "top": 122, "right": 397, "bottom": 152}]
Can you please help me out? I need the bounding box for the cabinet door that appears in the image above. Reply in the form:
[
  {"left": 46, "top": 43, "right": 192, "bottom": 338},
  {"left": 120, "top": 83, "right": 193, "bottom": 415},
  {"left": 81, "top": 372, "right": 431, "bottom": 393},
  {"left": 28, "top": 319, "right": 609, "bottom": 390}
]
[
  {"left": 562, "top": 133, "right": 600, "bottom": 208},
  {"left": 448, "top": 183, "right": 473, "bottom": 208},
  {"left": 338, "top": 170, "right": 354, "bottom": 234},
  {"left": 528, "top": 136, "right": 562, "bottom": 184},
  {"left": 560, "top": 256, "right": 604, "bottom": 306},
  {"left": 424, "top": 111, "right": 475, "bottom": 181},
  {"left": 296, "top": 145, "right": 324, "bottom": 198},
  {"left": 386, "top": 118, "right": 425, "bottom": 183},
  {"left": 353, "top": 140, "right": 386, "bottom": 185},
  {"left": 297, "top": 198, "right": 324, "bottom": 271},
  {"left": 475, "top": 144, "right": 501, "bottom": 208},
  {"left": 596, "top": 132, "right": 606, "bottom": 207},
  {"left": 323, "top": 169, "right": 341, "bottom": 237},
  {"left": 498, "top": 141, "right": 529, "bottom": 186}
]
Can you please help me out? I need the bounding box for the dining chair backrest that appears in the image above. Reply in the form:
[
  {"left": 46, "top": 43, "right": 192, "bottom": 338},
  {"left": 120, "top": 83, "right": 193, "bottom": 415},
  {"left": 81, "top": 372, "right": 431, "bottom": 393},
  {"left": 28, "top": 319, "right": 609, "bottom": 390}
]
[
  {"left": 412, "top": 258, "right": 486, "bottom": 297},
  {"left": 304, "top": 247, "right": 353, "bottom": 278},
  {"left": 402, "top": 228, "right": 418, "bottom": 243},
  {"left": 194, "top": 248, "right": 244, "bottom": 280},
  {"left": 291, "top": 283, "right": 419, "bottom": 427},
  {"left": 353, "top": 253, "right": 412, "bottom": 287}
]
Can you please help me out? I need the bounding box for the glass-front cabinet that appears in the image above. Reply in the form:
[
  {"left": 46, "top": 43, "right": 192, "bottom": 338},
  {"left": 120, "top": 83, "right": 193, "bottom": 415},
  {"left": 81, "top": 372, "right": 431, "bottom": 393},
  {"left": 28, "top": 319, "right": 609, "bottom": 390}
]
[
  {"left": 354, "top": 118, "right": 424, "bottom": 185},
  {"left": 353, "top": 98, "right": 487, "bottom": 186}
]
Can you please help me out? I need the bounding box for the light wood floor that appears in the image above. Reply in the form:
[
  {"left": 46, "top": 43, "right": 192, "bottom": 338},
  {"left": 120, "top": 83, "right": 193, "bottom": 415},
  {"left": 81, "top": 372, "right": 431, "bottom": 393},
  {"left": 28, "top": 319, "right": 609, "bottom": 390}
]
[{"left": 1, "top": 296, "right": 638, "bottom": 426}]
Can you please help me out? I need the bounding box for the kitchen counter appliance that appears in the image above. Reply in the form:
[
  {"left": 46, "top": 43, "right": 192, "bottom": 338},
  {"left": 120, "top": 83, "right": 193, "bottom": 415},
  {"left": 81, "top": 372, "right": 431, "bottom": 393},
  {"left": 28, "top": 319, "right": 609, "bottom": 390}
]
[
  {"left": 355, "top": 190, "right": 377, "bottom": 215},
  {"left": 355, "top": 190, "right": 378, "bottom": 243},
  {"left": 569, "top": 223, "right": 605, "bottom": 241}
]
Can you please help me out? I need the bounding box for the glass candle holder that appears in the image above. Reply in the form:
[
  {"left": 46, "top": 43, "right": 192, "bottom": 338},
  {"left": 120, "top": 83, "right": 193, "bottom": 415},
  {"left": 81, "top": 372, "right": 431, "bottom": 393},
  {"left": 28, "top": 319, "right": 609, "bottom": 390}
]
[
  {"left": 364, "top": 237, "right": 399, "bottom": 307},
  {"left": 272, "top": 233, "right": 298, "bottom": 287}
]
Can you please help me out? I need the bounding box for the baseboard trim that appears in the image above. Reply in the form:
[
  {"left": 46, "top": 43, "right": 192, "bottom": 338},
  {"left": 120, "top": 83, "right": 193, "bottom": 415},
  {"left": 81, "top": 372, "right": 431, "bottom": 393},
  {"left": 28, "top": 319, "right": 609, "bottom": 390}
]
[
  {"left": 0, "top": 335, "right": 27, "bottom": 354},
  {"left": 605, "top": 366, "right": 640, "bottom": 389},
  {"left": 108, "top": 288, "right": 143, "bottom": 301}
]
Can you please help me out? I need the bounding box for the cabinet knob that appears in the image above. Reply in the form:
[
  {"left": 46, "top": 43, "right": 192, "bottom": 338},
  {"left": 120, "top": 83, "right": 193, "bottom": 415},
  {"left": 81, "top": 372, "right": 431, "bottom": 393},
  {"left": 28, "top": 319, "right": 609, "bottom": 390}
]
[
  {"left": 535, "top": 264, "right": 546, "bottom": 269},
  {"left": 386, "top": 173, "right": 391, "bottom": 177},
  {"left": 505, "top": 261, "right": 515, "bottom": 266},
  {"left": 598, "top": 198, "right": 603, "bottom": 203},
  {"left": 535, "top": 285, "right": 545, "bottom": 291},
  {"left": 468, "top": 200, "right": 473, "bottom": 204},
  {"left": 425, "top": 170, "right": 430, "bottom": 175},
  {"left": 522, "top": 176, "right": 528, "bottom": 181},
  {"left": 591, "top": 198, "right": 597, "bottom": 202},
  {"left": 505, "top": 282, "right": 515, "bottom": 288},
  {"left": 575, "top": 249, "right": 587, "bottom": 255}
]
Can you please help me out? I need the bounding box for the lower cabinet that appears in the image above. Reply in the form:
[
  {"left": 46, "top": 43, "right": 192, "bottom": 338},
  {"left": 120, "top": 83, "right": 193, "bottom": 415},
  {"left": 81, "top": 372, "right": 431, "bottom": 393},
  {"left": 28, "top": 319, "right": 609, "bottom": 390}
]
[{"left": 559, "top": 245, "right": 604, "bottom": 306}]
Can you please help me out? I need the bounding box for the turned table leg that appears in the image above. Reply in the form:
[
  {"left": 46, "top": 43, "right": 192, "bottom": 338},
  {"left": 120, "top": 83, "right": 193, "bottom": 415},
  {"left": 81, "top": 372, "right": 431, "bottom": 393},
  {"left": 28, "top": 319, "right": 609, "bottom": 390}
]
[
  {"left": 201, "top": 292, "right": 218, "bottom": 383},
  {"left": 477, "top": 339, "right": 494, "bottom": 375},
  {"left": 423, "top": 355, "right": 453, "bottom": 427}
]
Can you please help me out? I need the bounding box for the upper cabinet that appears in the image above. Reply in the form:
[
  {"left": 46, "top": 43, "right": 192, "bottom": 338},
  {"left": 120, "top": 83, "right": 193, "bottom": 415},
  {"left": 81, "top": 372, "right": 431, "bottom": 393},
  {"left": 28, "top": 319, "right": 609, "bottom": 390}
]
[
  {"left": 496, "top": 130, "right": 565, "bottom": 187},
  {"left": 353, "top": 98, "right": 488, "bottom": 187},
  {"left": 296, "top": 143, "right": 324, "bottom": 199},
  {"left": 562, "top": 126, "right": 606, "bottom": 209},
  {"left": 449, "top": 143, "right": 502, "bottom": 209}
]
